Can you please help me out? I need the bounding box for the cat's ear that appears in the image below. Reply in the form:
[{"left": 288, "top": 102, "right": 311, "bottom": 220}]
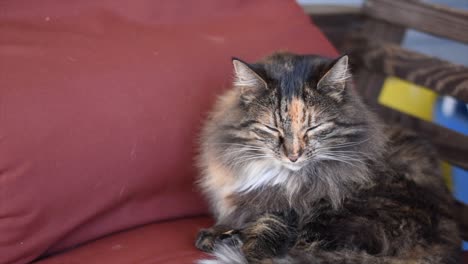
[
  {"left": 317, "top": 55, "right": 350, "bottom": 101},
  {"left": 232, "top": 58, "right": 267, "bottom": 103}
]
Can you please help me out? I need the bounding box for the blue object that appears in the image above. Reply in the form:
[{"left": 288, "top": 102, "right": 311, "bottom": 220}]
[{"left": 434, "top": 96, "right": 468, "bottom": 250}]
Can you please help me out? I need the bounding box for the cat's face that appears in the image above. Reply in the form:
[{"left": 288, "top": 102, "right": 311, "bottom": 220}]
[{"left": 224, "top": 53, "right": 368, "bottom": 172}]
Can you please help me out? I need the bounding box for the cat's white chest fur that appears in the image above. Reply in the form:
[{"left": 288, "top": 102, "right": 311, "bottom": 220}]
[
  {"left": 234, "top": 160, "right": 293, "bottom": 193},
  {"left": 204, "top": 159, "right": 300, "bottom": 219}
]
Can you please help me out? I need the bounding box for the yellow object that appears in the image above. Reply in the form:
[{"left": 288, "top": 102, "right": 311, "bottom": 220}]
[
  {"left": 440, "top": 161, "right": 453, "bottom": 192},
  {"left": 379, "top": 77, "right": 437, "bottom": 122},
  {"left": 378, "top": 78, "right": 454, "bottom": 191}
]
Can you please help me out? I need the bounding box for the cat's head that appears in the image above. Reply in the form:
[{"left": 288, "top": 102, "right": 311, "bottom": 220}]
[{"left": 210, "top": 52, "right": 383, "bottom": 173}]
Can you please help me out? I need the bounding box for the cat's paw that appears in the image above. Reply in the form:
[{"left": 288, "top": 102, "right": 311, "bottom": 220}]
[
  {"left": 215, "top": 230, "right": 242, "bottom": 248},
  {"left": 195, "top": 229, "right": 216, "bottom": 252},
  {"left": 195, "top": 227, "right": 240, "bottom": 253},
  {"left": 241, "top": 213, "right": 298, "bottom": 261}
]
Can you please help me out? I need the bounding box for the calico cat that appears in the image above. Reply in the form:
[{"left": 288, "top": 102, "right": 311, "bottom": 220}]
[{"left": 196, "top": 52, "right": 465, "bottom": 264}]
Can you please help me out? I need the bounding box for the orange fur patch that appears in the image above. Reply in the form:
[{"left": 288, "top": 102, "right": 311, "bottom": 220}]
[
  {"left": 204, "top": 156, "right": 237, "bottom": 216},
  {"left": 288, "top": 98, "right": 305, "bottom": 154}
]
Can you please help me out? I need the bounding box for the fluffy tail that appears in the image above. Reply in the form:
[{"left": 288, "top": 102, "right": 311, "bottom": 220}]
[{"left": 197, "top": 244, "right": 247, "bottom": 264}]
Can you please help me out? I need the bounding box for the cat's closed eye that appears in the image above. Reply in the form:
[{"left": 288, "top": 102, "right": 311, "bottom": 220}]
[
  {"left": 262, "top": 125, "right": 284, "bottom": 142},
  {"left": 306, "top": 124, "right": 323, "bottom": 133},
  {"left": 264, "top": 125, "right": 280, "bottom": 133},
  {"left": 304, "top": 122, "right": 334, "bottom": 138}
]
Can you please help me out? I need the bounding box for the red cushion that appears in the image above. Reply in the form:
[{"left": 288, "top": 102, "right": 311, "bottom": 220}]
[
  {"left": 0, "top": 1, "right": 337, "bottom": 263},
  {"left": 33, "top": 217, "right": 213, "bottom": 264}
]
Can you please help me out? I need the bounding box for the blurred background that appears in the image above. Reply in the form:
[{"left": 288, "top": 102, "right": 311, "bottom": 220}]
[{"left": 297, "top": 0, "right": 468, "bottom": 64}]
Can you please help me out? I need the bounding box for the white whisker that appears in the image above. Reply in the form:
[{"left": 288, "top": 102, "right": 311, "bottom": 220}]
[
  {"left": 315, "top": 154, "right": 362, "bottom": 168},
  {"left": 315, "top": 138, "right": 370, "bottom": 150},
  {"left": 228, "top": 154, "right": 273, "bottom": 167}
]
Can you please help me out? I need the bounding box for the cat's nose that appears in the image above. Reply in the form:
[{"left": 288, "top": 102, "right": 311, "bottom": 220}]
[
  {"left": 288, "top": 154, "right": 300, "bottom": 162},
  {"left": 283, "top": 139, "right": 303, "bottom": 162}
]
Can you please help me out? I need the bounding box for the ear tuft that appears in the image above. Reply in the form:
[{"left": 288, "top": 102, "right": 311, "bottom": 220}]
[
  {"left": 317, "top": 55, "right": 350, "bottom": 101},
  {"left": 232, "top": 58, "right": 267, "bottom": 102}
]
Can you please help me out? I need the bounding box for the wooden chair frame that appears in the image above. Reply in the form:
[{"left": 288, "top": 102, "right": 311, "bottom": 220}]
[{"left": 303, "top": 0, "right": 468, "bottom": 171}]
